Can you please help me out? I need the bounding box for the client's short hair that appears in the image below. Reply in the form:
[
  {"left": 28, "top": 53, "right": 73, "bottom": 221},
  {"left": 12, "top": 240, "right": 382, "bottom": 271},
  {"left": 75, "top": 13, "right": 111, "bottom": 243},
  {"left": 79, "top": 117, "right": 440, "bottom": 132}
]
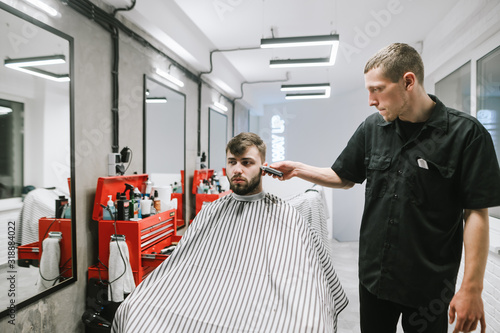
[{"left": 226, "top": 132, "right": 266, "bottom": 163}]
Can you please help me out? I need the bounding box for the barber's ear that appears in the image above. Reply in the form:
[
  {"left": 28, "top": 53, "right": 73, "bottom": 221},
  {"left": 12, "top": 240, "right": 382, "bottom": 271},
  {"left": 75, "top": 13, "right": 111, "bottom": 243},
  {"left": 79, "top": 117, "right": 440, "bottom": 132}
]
[{"left": 403, "top": 72, "right": 416, "bottom": 90}]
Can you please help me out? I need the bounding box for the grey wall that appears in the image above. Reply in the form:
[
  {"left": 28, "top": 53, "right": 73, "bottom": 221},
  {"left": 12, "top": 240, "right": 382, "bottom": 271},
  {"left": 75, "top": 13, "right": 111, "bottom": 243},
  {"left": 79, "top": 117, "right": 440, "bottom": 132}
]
[
  {"left": 258, "top": 90, "right": 372, "bottom": 241},
  {"left": 0, "top": 0, "right": 233, "bottom": 331}
]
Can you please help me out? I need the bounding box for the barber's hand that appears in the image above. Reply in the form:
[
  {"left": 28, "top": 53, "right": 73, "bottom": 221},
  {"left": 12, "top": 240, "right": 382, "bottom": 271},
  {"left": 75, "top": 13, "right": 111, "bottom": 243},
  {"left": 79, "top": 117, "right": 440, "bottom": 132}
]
[
  {"left": 269, "top": 161, "right": 297, "bottom": 180},
  {"left": 449, "top": 288, "right": 486, "bottom": 333}
]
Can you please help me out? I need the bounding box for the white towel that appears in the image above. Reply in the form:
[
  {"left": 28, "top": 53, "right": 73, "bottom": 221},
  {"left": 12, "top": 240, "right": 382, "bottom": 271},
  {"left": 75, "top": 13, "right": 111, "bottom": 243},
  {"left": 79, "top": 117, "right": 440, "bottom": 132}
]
[
  {"left": 108, "top": 240, "right": 135, "bottom": 302},
  {"left": 37, "top": 237, "right": 61, "bottom": 291}
]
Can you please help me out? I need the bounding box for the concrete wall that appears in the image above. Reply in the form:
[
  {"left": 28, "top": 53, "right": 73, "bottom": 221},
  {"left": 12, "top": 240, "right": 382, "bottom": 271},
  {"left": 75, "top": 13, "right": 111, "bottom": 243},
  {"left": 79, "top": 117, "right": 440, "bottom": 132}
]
[{"left": 0, "top": 0, "right": 234, "bottom": 331}]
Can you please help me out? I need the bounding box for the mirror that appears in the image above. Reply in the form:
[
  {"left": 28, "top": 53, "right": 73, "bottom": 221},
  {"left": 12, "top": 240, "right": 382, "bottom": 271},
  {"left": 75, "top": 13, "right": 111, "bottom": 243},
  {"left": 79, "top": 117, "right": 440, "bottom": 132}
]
[
  {"left": 143, "top": 75, "right": 186, "bottom": 227},
  {"left": 0, "top": 3, "right": 75, "bottom": 318},
  {"left": 208, "top": 108, "right": 228, "bottom": 173}
]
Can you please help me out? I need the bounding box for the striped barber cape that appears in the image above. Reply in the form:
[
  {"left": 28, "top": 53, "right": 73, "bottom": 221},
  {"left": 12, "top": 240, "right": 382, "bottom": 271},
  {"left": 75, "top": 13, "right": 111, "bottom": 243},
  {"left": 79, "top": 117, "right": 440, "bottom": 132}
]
[{"left": 111, "top": 191, "right": 347, "bottom": 333}]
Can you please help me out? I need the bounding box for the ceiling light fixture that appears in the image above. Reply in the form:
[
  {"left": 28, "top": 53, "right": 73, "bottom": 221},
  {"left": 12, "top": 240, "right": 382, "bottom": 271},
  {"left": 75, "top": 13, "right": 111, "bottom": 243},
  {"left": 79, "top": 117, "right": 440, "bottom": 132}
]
[
  {"left": 261, "top": 35, "right": 338, "bottom": 48},
  {"left": 4, "top": 55, "right": 69, "bottom": 82},
  {"left": 6, "top": 66, "right": 70, "bottom": 82},
  {"left": 281, "top": 83, "right": 331, "bottom": 100},
  {"left": 213, "top": 101, "right": 228, "bottom": 112},
  {"left": 23, "top": 0, "right": 59, "bottom": 17},
  {"left": 0, "top": 106, "right": 13, "bottom": 115},
  {"left": 146, "top": 97, "right": 168, "bottom": 104},
  {"left": 156, "top": 67, "right": 185, "bottom": 88},
  {"left": 270, "top": 58, "right": 331, "bottom": 68},
  {"left": 4, "top": 55, "right": 66, "bottom": 67},
  {"left": 262, "top": 34, "right": 339, "bottom": 68}
]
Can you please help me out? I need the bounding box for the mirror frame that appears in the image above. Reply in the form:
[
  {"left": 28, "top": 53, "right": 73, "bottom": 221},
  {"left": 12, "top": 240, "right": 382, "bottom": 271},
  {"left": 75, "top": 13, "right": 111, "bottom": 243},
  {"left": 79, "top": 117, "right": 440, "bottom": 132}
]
[
  {"left": 142, "top": 74, "right": 186, "bottom": 223},
  {"left": 208, "top": 108, "right": 228, "bottom": 171},
  {"left": 0, "top": 2, "right": 76, "bottom": 319}
]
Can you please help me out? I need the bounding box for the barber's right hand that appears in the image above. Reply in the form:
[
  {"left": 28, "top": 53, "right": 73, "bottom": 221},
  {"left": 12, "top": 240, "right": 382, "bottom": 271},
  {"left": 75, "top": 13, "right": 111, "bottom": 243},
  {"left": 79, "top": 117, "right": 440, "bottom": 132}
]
[{"left": 269, "top": 161, "right": 298, "bottom": 180}]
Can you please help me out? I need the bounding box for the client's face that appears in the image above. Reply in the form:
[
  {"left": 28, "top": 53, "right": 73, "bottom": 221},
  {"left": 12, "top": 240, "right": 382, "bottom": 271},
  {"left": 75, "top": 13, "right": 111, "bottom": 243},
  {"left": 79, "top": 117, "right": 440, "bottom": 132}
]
[{"left": 226, "top": 146, "right": 263, "bottom": 196}]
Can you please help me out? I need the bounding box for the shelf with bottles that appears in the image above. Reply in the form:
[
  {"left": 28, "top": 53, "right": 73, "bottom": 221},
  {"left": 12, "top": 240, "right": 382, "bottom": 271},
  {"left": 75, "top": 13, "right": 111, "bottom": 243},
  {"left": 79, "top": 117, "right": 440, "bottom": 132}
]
[{"left": 192, "top": 169, "right": 231, "bottom": 215}]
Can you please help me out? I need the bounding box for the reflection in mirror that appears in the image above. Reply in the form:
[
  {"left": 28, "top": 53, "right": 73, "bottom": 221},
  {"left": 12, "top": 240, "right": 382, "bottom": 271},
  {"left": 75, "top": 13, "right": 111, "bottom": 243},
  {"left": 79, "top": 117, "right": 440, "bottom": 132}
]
[
  {"left": 208, "top": 108, "right": 228, "bottom": 174},
  {"left": 0, "top": 3, "right": 75, "bottom": 318},
  {"left": 143, "top": 75, "right": 186, "bottom": 227}
]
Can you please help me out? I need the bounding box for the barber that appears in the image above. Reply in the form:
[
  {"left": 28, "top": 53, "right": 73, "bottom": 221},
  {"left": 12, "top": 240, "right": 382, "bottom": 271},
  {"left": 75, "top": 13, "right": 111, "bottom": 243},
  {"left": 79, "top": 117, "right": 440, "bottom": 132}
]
[{"left": 271, "top": 43, "right": 500, "bottom": 333}]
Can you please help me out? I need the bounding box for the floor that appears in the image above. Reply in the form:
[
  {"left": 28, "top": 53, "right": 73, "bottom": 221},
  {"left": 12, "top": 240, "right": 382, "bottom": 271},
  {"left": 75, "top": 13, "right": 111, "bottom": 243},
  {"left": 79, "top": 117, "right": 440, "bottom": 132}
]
[{"left": 329, "top": 240, "right": 479, "bottom": 333}]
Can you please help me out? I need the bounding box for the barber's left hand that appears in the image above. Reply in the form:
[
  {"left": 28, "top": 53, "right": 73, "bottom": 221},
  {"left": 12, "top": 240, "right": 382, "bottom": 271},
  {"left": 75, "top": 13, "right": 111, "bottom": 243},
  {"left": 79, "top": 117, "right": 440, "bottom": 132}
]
[{"left": 449, "top": 288, "right": 486, "bottom": 333}]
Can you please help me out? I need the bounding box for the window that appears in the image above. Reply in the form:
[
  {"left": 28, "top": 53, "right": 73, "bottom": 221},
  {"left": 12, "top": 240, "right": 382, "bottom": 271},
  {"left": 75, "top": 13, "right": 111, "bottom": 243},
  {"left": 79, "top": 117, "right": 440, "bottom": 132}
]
[
  {"left": 477, "top": 46, "right": 500, "bottom": 218},
  {"left": 435, "top": 61, "right": 471, "bottom": 114},
  {"left": 0, "top": 99, "right": 24, "bottom": 199}
]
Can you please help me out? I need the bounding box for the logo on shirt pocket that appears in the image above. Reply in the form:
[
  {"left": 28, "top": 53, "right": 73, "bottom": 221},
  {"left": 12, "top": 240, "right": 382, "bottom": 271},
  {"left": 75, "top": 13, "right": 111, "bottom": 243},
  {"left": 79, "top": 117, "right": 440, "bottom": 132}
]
[{"left": 409, "top": 157, "right": 455, "bottom": 209}]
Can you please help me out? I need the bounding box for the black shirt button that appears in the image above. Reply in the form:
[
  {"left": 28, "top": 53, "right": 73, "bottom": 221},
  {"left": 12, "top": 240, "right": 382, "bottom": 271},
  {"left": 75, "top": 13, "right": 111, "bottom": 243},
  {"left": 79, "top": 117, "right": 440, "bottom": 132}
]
[
  {"left": 389, "top": 219, "right": 395, "bottom": 224},
  {"left": 398, "top": 170, "right": 403, "bottom": 175},
  {"left": 393, "top": 194, "right": 399, "bottom": 199},
  {"left": 384, "top": 243, "right": 390, "bottom": 249}
]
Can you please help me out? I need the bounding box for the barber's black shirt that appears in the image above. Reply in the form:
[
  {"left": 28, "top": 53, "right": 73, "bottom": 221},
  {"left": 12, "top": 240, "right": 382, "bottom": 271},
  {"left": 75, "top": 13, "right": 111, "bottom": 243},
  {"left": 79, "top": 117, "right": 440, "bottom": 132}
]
[{"left": 332, "top": 95, "right": 500, "bottom": 308}]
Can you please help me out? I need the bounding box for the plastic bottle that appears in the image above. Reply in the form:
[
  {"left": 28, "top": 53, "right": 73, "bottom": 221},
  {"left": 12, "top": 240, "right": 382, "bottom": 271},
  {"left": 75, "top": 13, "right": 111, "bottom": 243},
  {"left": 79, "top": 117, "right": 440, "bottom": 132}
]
[
  {"left": 116, "top": 195, "right": 130, "bottom": 220},
  {"left": 153, "top": 190, "right": 162, "bottom": 213},
  {"left": 142, "top": 177, "right": 154, "bottom": 198},
  {"left": 197, "top": 180, "right": 204, "bottom": 194},
  {"left": 134, "top": 189, "right": 142, "bottom": 218},
  {"left": 103, "top": 195, "right": 116, "bottom": 220}
]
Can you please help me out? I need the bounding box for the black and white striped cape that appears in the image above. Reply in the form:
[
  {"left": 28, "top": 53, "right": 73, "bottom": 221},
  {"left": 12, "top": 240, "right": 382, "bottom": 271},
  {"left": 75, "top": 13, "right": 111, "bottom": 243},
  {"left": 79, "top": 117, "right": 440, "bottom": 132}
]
[{"left": 111, "top": 191, "right": 348, "bottom": 333}]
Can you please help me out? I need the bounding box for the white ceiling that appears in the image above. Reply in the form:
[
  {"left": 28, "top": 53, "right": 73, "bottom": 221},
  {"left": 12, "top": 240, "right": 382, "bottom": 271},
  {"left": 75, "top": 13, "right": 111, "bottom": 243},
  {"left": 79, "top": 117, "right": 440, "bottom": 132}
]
[{"left": 109, "top": 0, "right": 459, "bottom": 110}]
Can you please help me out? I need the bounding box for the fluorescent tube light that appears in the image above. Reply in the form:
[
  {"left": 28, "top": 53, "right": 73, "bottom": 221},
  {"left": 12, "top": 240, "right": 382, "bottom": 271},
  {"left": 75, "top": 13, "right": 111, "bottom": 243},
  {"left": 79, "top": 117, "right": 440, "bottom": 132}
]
[
  {"left": 285, "top": 92, "right": 330, "bottom": 100},
  {"left": 270, "top": 58, "right": 332, "bottom": 68},
  {"left": 4, "top": 55, "right": 69, "bottom": 82},
  {"left": 6, "top": 66, "right": 70, "bottom": 82},
  {"left": 146, "top": 97, "right": 168, "bottom": 104},
  {"left": 262, "top": 34, "right": 339, "bottom": 68},
  {"left": 213, "top": 101, "right": 228, "bottom": 112},
  {"left": 0, "top": 106, "right": 13, "bottom": 115},
  {"left": 281, "top": 84, "right": 331, "bottom": 92},
  {"left": 261, "top": 35, "right": 339, "bottom": 48},
  {"left": 156, "top": 68, "right": 184, "bottom": 87},
  {"left": 23, "top": 0, "right": 59, "bottom": 17},
  {"left": 4, "top": 55, "right": 66, "bottom": 68},
  {"left": 282, "top": 83, "right": 331, "bottom": 100}
]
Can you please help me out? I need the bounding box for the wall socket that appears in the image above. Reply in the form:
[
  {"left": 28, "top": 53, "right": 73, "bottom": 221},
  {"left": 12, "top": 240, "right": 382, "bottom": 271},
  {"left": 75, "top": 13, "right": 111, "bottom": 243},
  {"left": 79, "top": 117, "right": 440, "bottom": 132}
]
[{"left": 108, "top": 153, "right": 121, "bottom": 176}]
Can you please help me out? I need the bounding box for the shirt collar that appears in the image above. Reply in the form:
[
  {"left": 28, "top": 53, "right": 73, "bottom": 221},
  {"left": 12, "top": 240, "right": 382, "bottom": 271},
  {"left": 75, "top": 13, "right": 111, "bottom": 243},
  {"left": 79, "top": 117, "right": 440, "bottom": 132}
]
[
  {"left": 232, "top": 191, "right": 266, "bottom": 202},
  {"left": 377, "top": 94, "right": 448, "bottom": 133}
]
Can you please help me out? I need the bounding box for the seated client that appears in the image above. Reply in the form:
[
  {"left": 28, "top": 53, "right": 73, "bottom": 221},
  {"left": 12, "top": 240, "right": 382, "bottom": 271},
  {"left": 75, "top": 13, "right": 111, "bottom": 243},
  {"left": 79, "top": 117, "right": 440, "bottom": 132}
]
[{"left": 111, "top": 132, "right": 347, "bottom": 333}]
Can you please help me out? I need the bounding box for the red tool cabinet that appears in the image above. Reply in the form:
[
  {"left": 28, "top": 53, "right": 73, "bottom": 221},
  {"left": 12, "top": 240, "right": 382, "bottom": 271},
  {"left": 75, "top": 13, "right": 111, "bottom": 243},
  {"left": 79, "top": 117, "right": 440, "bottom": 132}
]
[
  {"left": 88, "top": 174, "right": 182, "bottom": 285},
  {"left": 17, "top": 217, "right": 73, "bottom": 278},
  {"left": 192, "top": 169, "right": 231, "bottom": 215}
]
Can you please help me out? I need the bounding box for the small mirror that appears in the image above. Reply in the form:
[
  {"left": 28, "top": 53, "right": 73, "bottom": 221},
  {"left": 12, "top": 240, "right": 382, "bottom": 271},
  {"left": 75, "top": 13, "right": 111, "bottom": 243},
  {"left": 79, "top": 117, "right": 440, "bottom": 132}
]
[
  {"left": 143, "top": 75, "right": 186, "bottom": 227},
  {"left": 208, "top": 108, "right": 228, "bottom": 173},
  {"left": 0, "top": 3, "right": 75, "bottom": 318}
]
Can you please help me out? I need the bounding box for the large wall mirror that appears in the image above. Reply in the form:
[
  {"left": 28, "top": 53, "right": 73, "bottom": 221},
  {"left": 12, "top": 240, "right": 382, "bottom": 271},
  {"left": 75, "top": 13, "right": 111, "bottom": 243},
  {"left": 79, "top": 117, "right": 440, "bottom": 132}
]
[
  {"left": 143, "top": 75, "right": 186, "bottom": 227},
  {"left": 0, "top": 3, "right": 75, "bottom": 318},
  {"left": 208, "top": 108, "right": 228, "bottom": 174}
]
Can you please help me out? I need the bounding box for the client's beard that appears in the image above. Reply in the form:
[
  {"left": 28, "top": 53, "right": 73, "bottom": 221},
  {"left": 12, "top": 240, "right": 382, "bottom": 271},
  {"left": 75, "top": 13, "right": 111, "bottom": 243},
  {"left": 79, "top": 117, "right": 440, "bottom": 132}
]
[{"left": 229, "top": 172, "right": 261, "bottom": 195}]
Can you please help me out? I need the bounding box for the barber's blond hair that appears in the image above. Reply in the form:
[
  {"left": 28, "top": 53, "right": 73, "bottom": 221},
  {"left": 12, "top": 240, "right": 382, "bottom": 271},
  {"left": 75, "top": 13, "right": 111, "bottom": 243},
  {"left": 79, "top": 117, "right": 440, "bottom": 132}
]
[
  {"left": 364, "top": 43, "right": 424, "bottom": 84},
  {"left": 226, "top": 132, "right": 266, "bottom": 163}
]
